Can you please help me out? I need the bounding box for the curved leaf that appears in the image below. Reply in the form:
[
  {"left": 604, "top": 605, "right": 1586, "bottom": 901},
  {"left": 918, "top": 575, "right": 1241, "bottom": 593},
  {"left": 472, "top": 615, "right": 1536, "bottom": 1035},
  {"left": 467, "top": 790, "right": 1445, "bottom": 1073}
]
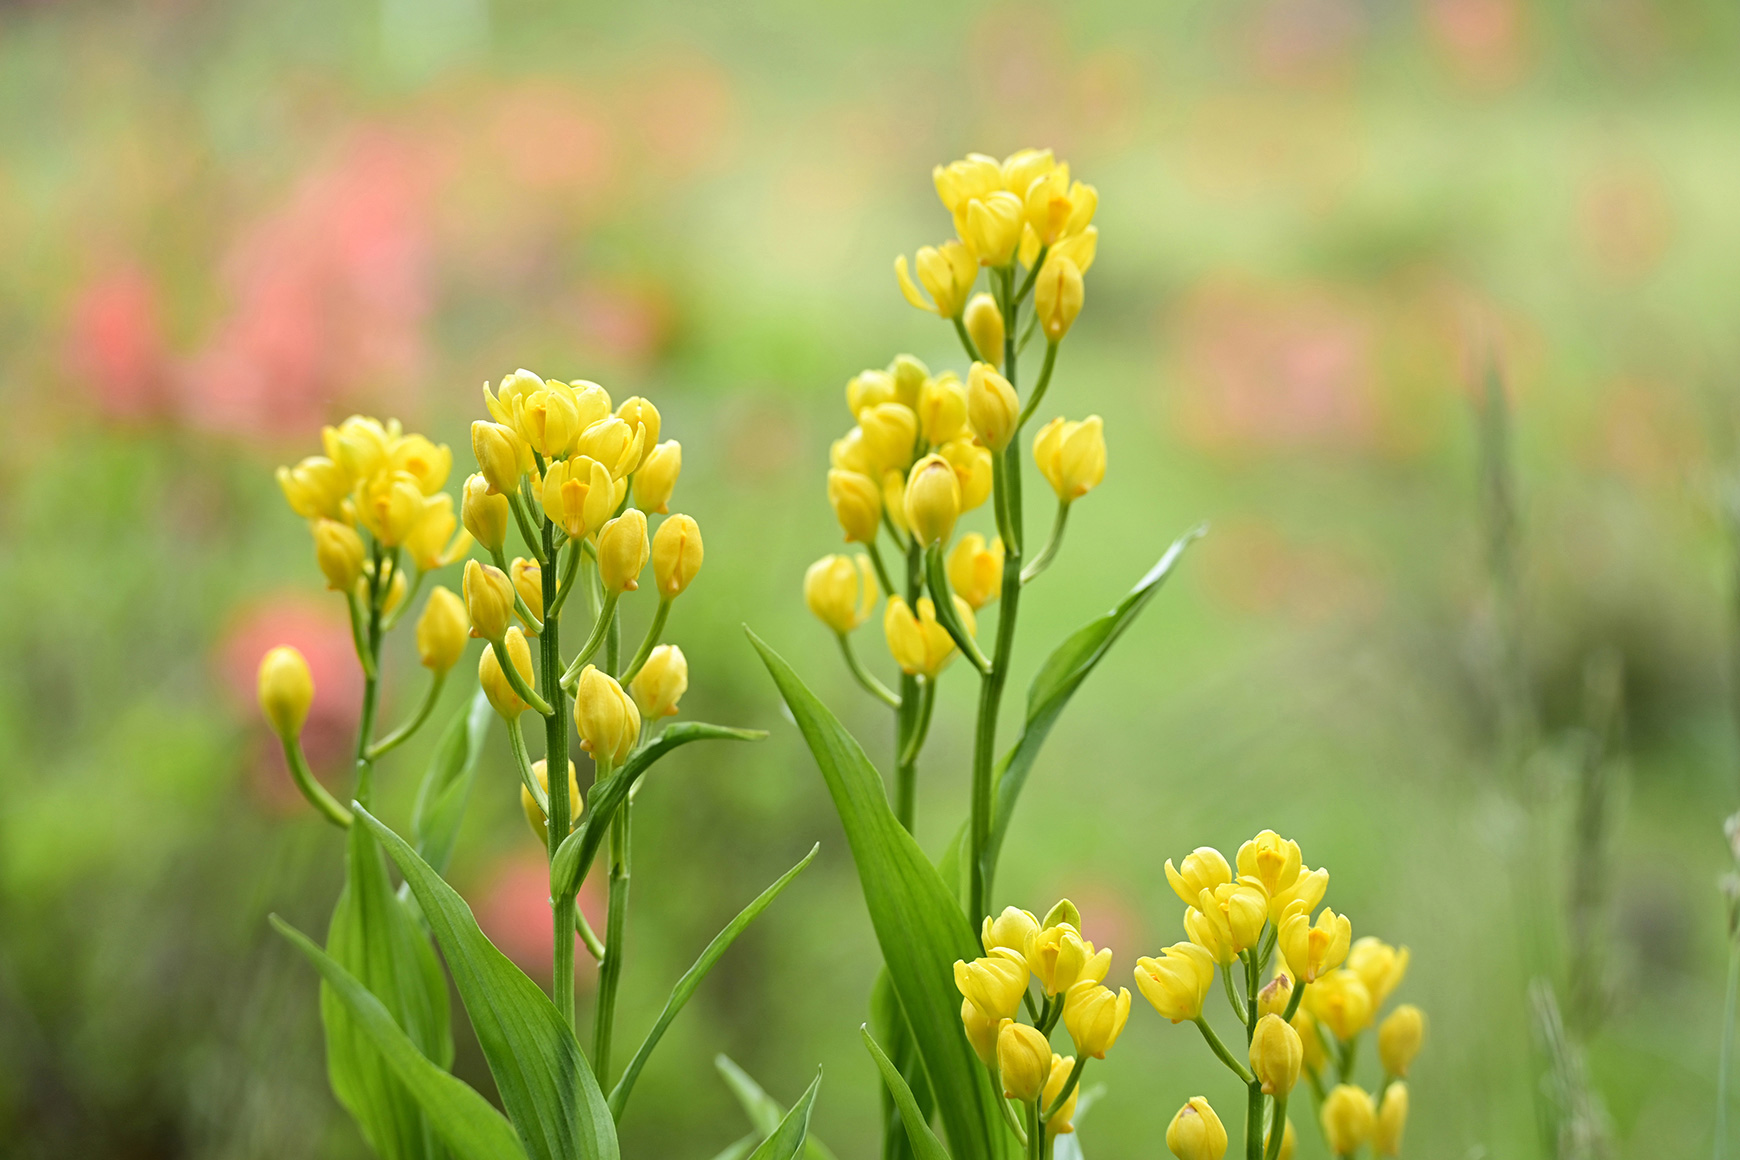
[
  {"left": 716, "top": 1056, "right": 839, "bottom": 1160},
  {"left": 412, "top": 688, "right": 493, "bottom": 874},
  {"left": 861, "top": 1025, "right": 952, "bottom": 1160},
  {"left": 275, "top": 916, "right": 528, "bottom": 1160},
  {"left": 353, "top": 805, "right": 618, "bottom": 1160},
  {"left": 747, "top": 1070, "right": 823, "bottom": 1160},
  {"left": 749, "top": 631, "right": 1006, "bottom": 1160}
]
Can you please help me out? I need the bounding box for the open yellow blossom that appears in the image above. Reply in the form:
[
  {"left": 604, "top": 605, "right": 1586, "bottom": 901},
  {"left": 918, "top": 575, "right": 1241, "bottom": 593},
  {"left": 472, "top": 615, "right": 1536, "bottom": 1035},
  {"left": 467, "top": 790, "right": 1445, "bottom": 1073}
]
[
  {"left": 1165, "top": 847, "right": 1232, "bottom": 907},
  {"left": 1278, "top": 900, "right": 1352, "bottom": 984},
  {"left": 895, "top": 240, "right": 978, "bottom": 318},
  {"left": 577, "top": 415, "right": 645, "bottom": 480},
  {"left": 541, "top": 456, "right": 618, "bottom": 541}
]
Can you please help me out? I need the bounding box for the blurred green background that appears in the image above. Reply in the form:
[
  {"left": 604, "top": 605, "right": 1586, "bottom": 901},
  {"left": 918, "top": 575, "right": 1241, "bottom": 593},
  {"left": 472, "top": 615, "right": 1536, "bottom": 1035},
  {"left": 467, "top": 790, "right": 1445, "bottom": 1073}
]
[{"left": 3, "top": 0, "right": 1739, "bottom": 1156}]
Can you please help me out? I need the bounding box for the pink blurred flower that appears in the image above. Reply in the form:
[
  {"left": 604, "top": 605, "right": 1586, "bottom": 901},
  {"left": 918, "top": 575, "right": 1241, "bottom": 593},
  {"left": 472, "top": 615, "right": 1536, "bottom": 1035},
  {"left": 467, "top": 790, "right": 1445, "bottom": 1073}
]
[
  {"left": 473, "top": 850, "right": 604, "bottom": 981},
  {"left": 1197, "top": 519, "right": 1379, "bottom": 622},
  {"left": 1577, "top": 163, "right": 1674, "bottom": 283},
  {"left": 1423, "top": 0, "right": 1526, "bottom": 86},
  {"left": 489, "top": 82, "right": 616, "bottom": 196},
  {"left": 1248, "top": 0, "right": 1367, "bottom": 84},
  {"left": 66, "top": 265, "right": 171, "bottom": 422},
  {"left": 624, "top": 51, "right": 738, "bottom": 175}
]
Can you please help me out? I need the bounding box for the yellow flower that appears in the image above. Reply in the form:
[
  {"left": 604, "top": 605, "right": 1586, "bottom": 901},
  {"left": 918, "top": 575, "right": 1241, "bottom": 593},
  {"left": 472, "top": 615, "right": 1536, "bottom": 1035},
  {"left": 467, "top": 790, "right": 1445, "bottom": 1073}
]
[
  {"left": 1063, "top": 980, "right": 1129, "bottom": 1059},
  {"left": 324, "top": 415, "right": 396, "bottom": 482},
  {"left": 541, "top": 456, "right": 619, "bottom": 541},
  {"left": 904, "top": 454, "right": 961, "bottom": 549},
  {"left": 1257, "top": 973, "right": 1294, "bottom": 1020},
  {"left": 652, "top": 514, "right": 703, "bottom": 598},
  {"left": 463, "top": 560, "right": 516, "bottom": 643},
  {"left": 635, "top": 440, "right": 682, "bottom": 514},
  {"left": 390, "top": 433, "right": 453, "bottom": 495},
  {"left": 631, "top": 644, "right": 687, "bottom": 720},
  {"left": 1024, "top": 923, "right": 1111, "bottom": 996},
  {"left": 471, "top": 420, "right": 528, "bottom": 495},
  {"left": 966, "top": 362, "right": 1019, "bottom": 451},
  {"left": 860, "top": 402, "right": 920, "bottom": 476},
  {"left": 963, "top": 191, "right": 1025, "bottom": 267},
  {"left": 277, "top": 456, "right": 350, "bottom": 520},
  {"left": 1033, "top": 256, "right": 1084, "bottom": 342},
  {"left": 963, "top": 293, "right": 1004, "bottom": 368},
  {"left": 1308, "top": 969, "right": 1373, "bottom": 1042},
  {"left": 895, "top": 241, "right": 979, "bottom": 319},
  {"left": 257, "top": 646, "right": 313, "bottom": 740},
  {"left": 1032, "top": 416, "right": 1105, "bottom": 503},
  {"left": 1165, "top": 846, "right": 1232, "bottom": 908},
  {"left": 1264, "top": 1118, "right": 1297, "bottom": 1160},
  {"left": 1000, "top": 147, "right": 1057, "bottom": 196},
  {"left": 1249, "top": 1013, "right": 1303, "bottom": 1095},
  {"left": 847, "top": 369, "right": 897, "bottom": 416},
  {"left": 510, "top": 557, "right": 542, "bottom": 629},
  {"left": 933, "top": 153, "right": 1003, "bottom": 215},
  {"left": 573, "top": 665, "right": 640, "bottom": 766},
  {"left": 804, "top": 554, "right": 878, "bottom": 634},
  {"left": 366, "top": 558, "right": 409, "bottom": 616},
  {"left": 938, "top": 437, "right": 993, "bottom": 511},
  {"left": 1376, "top": 1082, "right": 1407, "bottom": 1156},
  {"left": 479, "top": 628, "right": 534, "bottom": 718},
  {"left": 404, "top": 494, "right": 471, "bottom": 572},
  {"left": 577, "top": 416, "right": 646, "bottom": 480},
  {"left": 521, "top": 759, "right": 582, "bottom": 844},
  {"left": 312, "top": 518, "right": 365, "bottom": 591},
  {"left": 1165, "top": 1097, "right": 1227, "bottom": 1160},
  {"left": 1048, "top": 226, "right": 1098, "bottom": 275},
  {"left": 1133, "top": 941, "right": 1215, "bottom": 1023},
  {"left": 917, "top": 371, "right": 968, "bottom": 446},
  {"left": 461, "top": 473, "right": 509, "bottom": 553},
  {"left": 1278, "top": 901, "right": 1352, "bottom": 985},
  {"left": 888, "top": 354, "right": 928, "bottom": 408},
  {"left": 953, "top": 947, "right": 1030, "bottom": 1021},
  {"left": 1269, "top": 866, "right": 1329, "bottom": 923},
  {"left": 1237, "top": 829, "right": 1301, "bottom": 899},
  {"left": 1378, "top": 1004, "right": 1425, "bottom": 1077},
  {"left": 961, "top": 999, "right": 1000, "bottom": 1066},
  {"left": 416, "top": 586, "right": 469, "bottom": 672},
  {"left": 357, "top": 470, "right": 429, "bottom": 548},
  {"left": 567, "top": 379, "right": 615, "bottom": 431},
  {"left": 1041, "top": 1053, "right": 1078, "bottom": 1136},
  {"left": 981, "top": 906, "right": 1040, "bottom": 955},
  {"left": 881, "top": 469, "right": 909, "bottom": 536},
  {"left": 883, "top": 595, "right": 973, "bottom": 678},
  {"left": 996, "top": 1020, "right": 1052, "bottom": 1102},
  {"left": 1186, "top": 881, "right": 1269, "bottom": 963},
  {"left": 482, "top": 369, "right": 547, "bottom": 432},
  {"left": 615, "top": 396, "right": 661, "bottom": 472},
  {"left": 948, "top": 533, "right": 1003, "bottom": 610},
  {"left": 597, "top": 509, "right": 649, "bottom": 594},
  {"left": 1022, "top": 168, "right": 1096, "bottom": 248},
  {"left": 1320, "top": 1085, "right": 1375, "bottom": 1156},
  {"left": 1347, "top": 937, "right": 1410, "bottom": 1008},
  {"left": 519, "top": 378, "right": 583, "bottom": 459}
]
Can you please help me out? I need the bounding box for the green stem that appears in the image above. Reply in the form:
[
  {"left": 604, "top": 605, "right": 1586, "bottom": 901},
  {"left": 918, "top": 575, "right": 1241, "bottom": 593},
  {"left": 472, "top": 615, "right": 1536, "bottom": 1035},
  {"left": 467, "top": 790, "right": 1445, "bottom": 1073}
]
[
  {"left": 574, "top": 898, "right": 605, "bottom": 961},
  {"left": 1194, "top": 1017, "right": 1255, "bottom": 1084},
  {"left": 1263, "top": 1092, "right": 1289, "bottom": 1160},
  {"left": 546, "top": 538, "right": 584, "bottom": 621},
  {"left": 1335, "top": 1033, "right": 1358, "bottom": 1085},
  {"left": 367, "top": 671, "right": 446, "bottom": 759},
  {"left": 379, "top": 567, "right": 428, "bottom": 633},
  {"left": 953, "top": 314, "right": 980, "bottom": 364},
  {"left": 280, "top": 736, "right": 353, "bottom": 828},
  {"left": 1721, "top": 936, "right": 1740, "bottom": 1160},
  {"left": 839, "top": 633, "right": 901, "bottom": 710},
  {"left": 1245, "top": 1080, "right": 1262, "bottom": 1160},
  {"left": 505, "top": 718, "right": 549, "bottom": 815},
  {"left": 537, "top": 517, "right": 576, "bottom": 1033},
  {"left": 865, "top": 538, "right": 898, "bottom": 600},
  {"left": 1282, "top": 979, "right": 1306, "bottom": 1022},
  {"left": 899, "top": 677, "right": 936, "bottom": 767},
  {"left": 1015, "top": 342, "right": 1060, "bottom": 429},
  {"left": 344, "top": 590, "right": 376, "bottom": 679},
  {"left": 593, "top": 790, "right": 631, "bottom": 1084},
  {"left": 1222, "top": 962, "right": 1245, "bottom": 1021},
  {"left": 507, "top": 493, "right": 547, "bottom": 564},
  {"left": 621, "top": 598, "right": 672, "bottom": 685},
  {"left": 560, "top": 591, "right": 620, "bottom": 688},
  {"left": 490, "top": 634, "right": 554, "bottom": 716},
  {"left": 354, "top": 543, "right": 384, "bottom": 806},
  {"left": 996, "top": 1091, "right": 1030, "bottom": 1148},
  {"left": 1019, "top": 501, "right": 1069, "bottom": 585},
  {"left": 925, "top": 544, "right": 991, "bottom": 674},
  {"left": 1027, "top": 1098, "right": 1042, "bottom": 1160},
  {"left": 489, "top": 547, "right": 544, "bottom": 635},
  {"left": 1014, "top": 245, "right": 1048, "bottom": 305},
  {"left": 1043, "top": 1056, "right": 1086, "bottom": 1121}
]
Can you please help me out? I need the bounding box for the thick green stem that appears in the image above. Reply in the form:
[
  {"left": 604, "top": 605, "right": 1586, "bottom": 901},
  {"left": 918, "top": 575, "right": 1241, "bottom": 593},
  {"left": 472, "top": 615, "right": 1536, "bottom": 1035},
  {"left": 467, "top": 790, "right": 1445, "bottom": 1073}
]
[
  {"left": 367, "top": 671, "right": 446, "bottom": 759},
  {"left": 621, "top": 598, "right": 672, "bottom": 685},
  {"left": 533, "top": 516, "right": 575, "bottom": 1034},
  {"left": 839, "top": 633, "right": 901, "bottom": 711},
  {"left": 1019, "top": 501, "right": 1069, "bottom": 585},
  {"left": 593, "top": 792, "right": 631, "bottom": 1084}
]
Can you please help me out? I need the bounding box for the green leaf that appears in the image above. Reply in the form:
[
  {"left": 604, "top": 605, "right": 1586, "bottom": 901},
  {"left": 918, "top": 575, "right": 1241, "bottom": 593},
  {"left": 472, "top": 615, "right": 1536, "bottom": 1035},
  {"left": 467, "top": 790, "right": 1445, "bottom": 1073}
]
[
  {"left": 715, "top": 1056, "right": 839, "bottom": 1160},
  {"left": 609, "top": 844, "right": 819, "bottom": 1120},
  {"left": 412, "top": 689, "right": 493, "bottom": 874},
  {"left": 985, "top": 526, "right": 1203, "bottom": 882},
  {"left": 749, "top": 631, "right": 1006, "bottom": 1160},
  {"left": 746, "top": 1070, "right": 823, "bottom": 1160},
  {"left": 871, "top": 969, "right": 932, "bottom": 1160},
  {"left": 322, "top": 808, "right": 453, "bottom": 1160},
  {"left": 861, "top": 1025, "right": 952, "bottom": 1160},
  {"left": 275, "top": 916, "right": 528, "bottom": 1160},
  {"left": 709, "top": 1137, "right": 759, "bottom": 1160},
  {"left": 550, "top": 722, "right": 765, "bottom": 897},
  {"left": 353, "top": 805, "right": 618, "bottom": 1160}
]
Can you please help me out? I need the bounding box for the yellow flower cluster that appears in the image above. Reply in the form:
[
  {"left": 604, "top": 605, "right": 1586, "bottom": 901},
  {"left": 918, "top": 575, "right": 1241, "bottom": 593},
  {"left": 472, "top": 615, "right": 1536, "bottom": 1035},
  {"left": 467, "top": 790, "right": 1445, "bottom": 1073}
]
[{"left": 953, "top": 900, "right": 1131, "bottom": 1142}]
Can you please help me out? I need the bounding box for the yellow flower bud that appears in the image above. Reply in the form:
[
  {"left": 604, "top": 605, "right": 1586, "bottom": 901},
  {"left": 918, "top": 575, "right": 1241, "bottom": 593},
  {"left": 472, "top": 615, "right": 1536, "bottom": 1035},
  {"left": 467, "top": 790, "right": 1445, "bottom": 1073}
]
[
  {"left": 888, "top": 354, "right": 928, "bottom": 408},
  {"left": 325, "top": 415, "right": 394, "bottom": 482},
  {"left": 895, "top": 240, "right": 978, "bottom": 318},
  {"left": 568, "top": 379, "right": 614, "bottom": 430},
  {"left": 1000, "top": 147, "right": 1056, "bottom": 196},
  {"left": 804, "top": 554, "right": 878, "bottom": 634},
  {"left": 1269, "top": 866, "right": 1329, "bottom": 923},
  {"left": 482, "top": 369, "right": 541, "bottom": 429},
  {"left": 1024, "top": 923, "right": 1111, "bottom": 997},
  {"left": 542, "top": 456, "right": 617, "bottom": 541},
  {"left": 1062, "top": 980, "right": 1129, "bottom": 1059},
  {"left": 1133, "top": 941, "right": 1215, "bottom": 1023},
  {"left": 1347, "top": 938, "right": 1410, "bottom": 1008},
  {"left": 1376, "top": 1082, "right": 1408, "bottom": 1156},
  {"left": 830, "top": 427, "right": 874, "bottom": 478},
  {"left": 883, "top": 595, "right": 973, "bottom": 678},
  {"left": 1249, "top": 1013, "right": 1303, "bottom": 1095},
  {"left": 471, "top": 420, "right": 527, "bottom": 495},
  {"left": 966, "top": 362, "right": 1019, "bottom": 451},
  {"left": 826, "top": 469, "right": 882, "bottom": 544},
  {"left": 277, "top": 456, "right": 349, "bottom": 520},
  {"left": 964, "top": 191, "right": 1025, "bottom": 267},
  {"left": 1033, "top": 255, "right": 1084, "bottom": 342},
  {"left": 597, "top": 509, "right": 649, "bottom": 594},
  {"left": 1264, "top": 1118, "right": 1297, "bottom": 1160},
  {"left": 312, "top": 518, "right": 365, "bottom": 592},
  {"left": 1308, "top": 969, "right": 1373, "bottom": 1042},
  {"left": 370, "top": 558, "right": 409, "bottom": 616},
  {"left": 651, "top": 513, "right": 703, "bottom": 598},
  {"left": 981, "top": 906, "right": 1039, "bottom": 955},
  {"left": 1378, "top": 1004, "right": 1426, "bottom": 1077},
  {"left": 1165, "top": 1097, "right": 1227, "bottom": 1160},
  {"left": 463, "top": 560, "right": 516, "bottom": 643},
  {"left": 404, "top": 494, "right": 470, "bottom": 572},
  {"left": 847, "top": 369, "right": 897, "bottom": 417},
  {"left": 1022, "top": 168, "right": 1096, "bottom": 247},
  {"left": 904, "top": 455, "right": 961, "bottom": 549},
  {"left": 1050, "top": 225, "right": 1098, "bottom": 275},
  {"left": 860, "top": 402, "right": 920, "bottom": 475},
  {"left": 631, "top": 644, "right": 687, "bottom": 720},
  {"left": 961, "top": 999, "right": 1000, "bottom": 1066},
  {"left": 521, "top": 759, "right": 582, "bottom": 844},
  {"left": 963, "top": 293, "right": 1005, "bottom": 369},
  {"left": 416, "top": 586, "right": 469, "bottom": 671},
  {"left": 995, "top": 1020, "right": 1052, "bottom": 1102},
  {"left": 389, "top": 434, "right": 453, "bottom": 496},
  {"left": 577, "top": 415, "right": 644, "bottom": 480},
  {"left": 948, "top": 533, "right": 1003, "bottom": 610},
  {"left": 1186, "top": 881, "right": 1269, "bottom": 964},
  {"left": 1165, "top": 847, "right": 1232, "bottom": 908},
  {"left": 938, "top": 437, "right": 993, "bottom": 511},
  {"left": 521, "top": 379, "right": 583, "bottom": 458},
  {"left": 1278, "top": 901, "right": 1352, "bottom": 985},
  {"left": 573, "top": 664, "right": 640, "bottom": 767},
  {"left": 1041, "top": 1053, "right": 1078, "bottom": 1137},
  {"left": 358, "top": 470, "right": 430, "bottom": 548},
  {"left": 1257, "top": 973, "right": 1295, "bottom": 1021},
  {"left": 510, "top": 557, "right": 542, "bottom": 630},
  {"left": 1032, "top": 416, "right": 1105, "bottom": 504},
  {"left": 257, "top": 646, "right": 313, "bottom": 740},
  {"left": 934, "top": 153, "right": 1003, "bottom": 212},
  {"left": 479, "top": 627, "right": 534, "bottom": 718},
  {"left": 1238, "top": 829, "right": 1303, "bottom": 901},
  {"left": 917, "top": 371, "right": 968, "bottom": 446},
  {"left": 635, "top": 440, "right": 681, "bottom": 514},
  {"left": 953, "top": 947, "right": 1030, "bottom": 1021},
  {"left": 462, "top": 473, "right": 509, "bottom": 553},
  {"left": 1320, "top": 1085, "right": 1375, "bottom": 1156},
  {"left": 614, "top": 397, "right": 660, "bottom": 472}
]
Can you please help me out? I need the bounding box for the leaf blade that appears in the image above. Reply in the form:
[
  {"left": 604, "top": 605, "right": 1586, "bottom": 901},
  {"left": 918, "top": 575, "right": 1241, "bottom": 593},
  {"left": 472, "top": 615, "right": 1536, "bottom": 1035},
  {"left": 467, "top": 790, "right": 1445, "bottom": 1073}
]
[
  {"left": 412, "top": 688, "right": 494, "bottom": 874},
  {"left": 746, "top": 1071, "right": 823, "bottom": 1160},
  {"left": 861, "top": 1025, "right": 952, "bottom": 1160}
]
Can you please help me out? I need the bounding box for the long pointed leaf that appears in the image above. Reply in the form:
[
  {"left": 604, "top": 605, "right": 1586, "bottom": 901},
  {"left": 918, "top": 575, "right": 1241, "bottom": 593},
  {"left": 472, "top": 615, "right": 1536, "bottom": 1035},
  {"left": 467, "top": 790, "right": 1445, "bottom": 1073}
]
[
  {"left": 352, "top": 805, "right": 618, "bottom": 1160},
  {"left": 608, "top": 844, "right": 819, "bottom": 1119},
  {"left": 985, "top": 526, "right": 1203, "bottom": 881},
  {"left": 412, "top": 689, "right": 493, "bottom": 874},
  {"left": 861, "top": 1025, "right": 952, "bottom": 1160},
  {"left": 749, "top": 631, "right": 1005, "bottom": 1160},
  {"left": 747, "top": 1071, "right": 823, "bottom": 1160},
  {"left": 275, "top": 916, "right": 528, "bottom": 1160},
  {"left": 716, "top": 1056, "right": 839, "bottom": 1160}
]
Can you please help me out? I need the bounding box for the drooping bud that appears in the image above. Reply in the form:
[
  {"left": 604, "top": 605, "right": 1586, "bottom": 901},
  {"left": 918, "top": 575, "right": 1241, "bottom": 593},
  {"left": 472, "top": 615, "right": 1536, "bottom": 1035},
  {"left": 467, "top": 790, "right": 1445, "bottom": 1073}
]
[
  {"left": 597, "top": 509, "right": 650, "bottom": 594},
  {"left": 461, "top": 472, "right": 509, "bottom": 553},
  {"left": 257, "top": 646, "right": 314, "bottom": 740},
  {"left": 1320, "top": 1085, "right": 1375, "bottom": 1157},
  {"left": 479, "top": 627, "right": 534, "bottom": 718},
  {"left": 573, "top": 665, "right": 640, "bottom": 767},
  {"left": 947, "top": 533, "right": 1002, "bottom": 609},
  {"left": 634, "top": 440, "right": 681, "bottom": 514},
  {"left": 903, "top": 454, "right": 961, "bottom": 549},
  {"left": 963, "top": 292, "right": 1005, "bottom": 368},
  {"left": 967, "top": 362, "right": 1019, "bottom": 451},
  {"left": 312, "top": 519, "right": 365, "bottom": 592}
]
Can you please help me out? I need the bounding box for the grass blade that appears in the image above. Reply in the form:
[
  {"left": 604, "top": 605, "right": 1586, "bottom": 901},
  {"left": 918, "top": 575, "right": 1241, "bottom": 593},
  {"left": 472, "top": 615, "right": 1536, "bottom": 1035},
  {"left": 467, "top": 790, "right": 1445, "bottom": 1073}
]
[
  {"left": 747, "top": 1070, "right": 823, "bottom": 1160},
  {"left": 861, "top": 1025, "right": 953, "bottom": 1160},
  {"left": 716, "top": 1056, "right": 839, "bottom": 1160}
]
